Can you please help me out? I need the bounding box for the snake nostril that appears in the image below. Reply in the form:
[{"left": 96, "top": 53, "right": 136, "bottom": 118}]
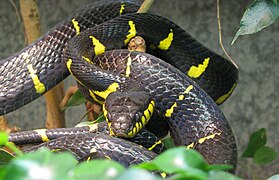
[
  {"left": 112, "top": 122, "right": 121, "bottom": 130},
  {"left": 120, "top": 122, "right": 128, "bottom": 129}
]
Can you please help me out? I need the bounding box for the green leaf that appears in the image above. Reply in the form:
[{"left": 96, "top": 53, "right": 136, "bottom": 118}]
[
  {"left": 0, "top": 132, "right": 8, "bottom": 146},
  {"left": 64, "top": 89, "right": 87, "bottom": 110},
  {"left": 242, "top": 128, "right": 267, "bottom": 158},
  {"left": 267, "top": 174, "right": 279, "bottom": 180},
  {"left": 71, "top": 160, "right": 124, "bottom": 180},
  {"left": 135, "top": 147, "right": 208, "bottom": 179},
  {"left": 0, "top": 132, "right": 22, "bottom": 156},
  {"left": 162, "top": 137, "right": 176, "bottom": 149},
  {"left": 232, "top": 0, "right": 279, "bottom": 44},
  {"left": 0, "top": 149, "right": 14, "bottom": 167},
  {"left": 93, "top": 113, "right": 106, "bottom": 123},
  {"left": 253, "top": 146, "right": 277, "bottom": 164},
  {"left": 75, "top": 114, "right": 105, "bottom": 128},
  {"left": 206, "top": 164, "right": 233, "bottom": 171},
  {"left": 177, "top": 169, "right": 208, "bottom": 180},
  {"left": 75, "top": 121, "right": 95, "bottom": 127},
  {"left": 132, "top": 163, "right": 158, "bottom": 171},
  {"left": 115, "top": 169, "right": 162, "bottom": 180},
  {"left": 208, "top": 171, "right": 242, "bottom": 180},
  {"left": 2, "top": 149, "right": 77, "bottom": 180}
]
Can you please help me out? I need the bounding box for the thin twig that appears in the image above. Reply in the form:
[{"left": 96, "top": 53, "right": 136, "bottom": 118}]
[
  {"left": 137, "top": 0, "right": 154, "bottom": 13},
  {"left": 216, "top": 0, "right": 238, "bottom": 69},
  {"left": 9, "top": 0, "right": 28, "bottom": 50},
  {"left": 59, "top": 86, "right": 78, "bottom": 110},
  {"left": 9, "top": 0, "right": 21, "bottom": 22}
]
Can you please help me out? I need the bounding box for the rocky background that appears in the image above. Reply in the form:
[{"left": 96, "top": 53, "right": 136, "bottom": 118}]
[{"left": 0, "top": 0, "right": 278, "bottom": 179}]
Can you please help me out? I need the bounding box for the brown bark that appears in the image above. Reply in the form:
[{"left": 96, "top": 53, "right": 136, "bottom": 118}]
[
  {"left": 19, "top": 0, "right": 65, "bottom": 128},
  {"left": 137, "top": 0, "right": 154, "bottom": 13},
  {"left": 60, "top": 86, "right": 102, "bottom": 121},
  {"left": 60, "top": 86, "right": 79, "bottom": 110},
  {"left": 0, "top": 116, "right": 20, "bottom": 133}
]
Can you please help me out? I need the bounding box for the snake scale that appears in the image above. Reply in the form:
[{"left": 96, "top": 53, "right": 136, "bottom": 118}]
[{"left": 1, "top": 0, "right": 238, "bottom": 171}]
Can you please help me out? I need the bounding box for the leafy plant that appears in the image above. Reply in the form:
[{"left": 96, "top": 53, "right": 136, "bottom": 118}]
[
  {"left": 0, "top": 148, "right": 240, "bottom": 180},
  {"left": 0, "top": 131, "right": 241, "bottom": 180},
  {"left": 232, "top": 0, "right": 279, "bottom": 44},
  {"left": 63, "top": 89, "right": 87, "bottom": 110},
  {"left": 241, "top": 128, "right": 277, "bottom": 165},
  {"left": 1, "top": 126, "right": 279, "bottom": 180}
]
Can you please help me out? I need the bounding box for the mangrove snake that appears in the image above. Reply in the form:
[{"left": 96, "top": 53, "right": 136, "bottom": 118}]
[{"left": 1, "top": 0, "right": 238, "bottom": 170}]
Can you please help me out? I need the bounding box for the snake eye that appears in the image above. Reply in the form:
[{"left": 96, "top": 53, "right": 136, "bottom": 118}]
[
  {"left": 106, "top": 112, "right": 112, "bottom": 122},
  {"left": 134, "top": 113, "right": 140, "bottom": 122}
]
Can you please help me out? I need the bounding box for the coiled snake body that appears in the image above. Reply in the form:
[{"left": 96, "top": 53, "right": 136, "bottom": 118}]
[{"left": 1, "top": 0, "right": 238, "bottom": 170}]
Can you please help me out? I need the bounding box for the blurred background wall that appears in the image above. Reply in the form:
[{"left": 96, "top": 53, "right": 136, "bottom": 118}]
[{"left": 0, "top": 0, "right": 278, "bottom": 179}]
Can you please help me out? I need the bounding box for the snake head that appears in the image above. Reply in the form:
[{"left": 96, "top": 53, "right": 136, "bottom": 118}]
[{"left": 103, "top": 91, "right": 155, "bottom": 138}]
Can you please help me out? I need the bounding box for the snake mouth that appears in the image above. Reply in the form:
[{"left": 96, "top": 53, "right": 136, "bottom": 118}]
[
  {"left": 110, "top": 119, "right": 133, "bottom": 138},
  {"left": 113, "top": 131, "right": 130, "bottom": 138}
]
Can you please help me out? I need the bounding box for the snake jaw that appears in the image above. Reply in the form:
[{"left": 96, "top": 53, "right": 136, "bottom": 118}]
[{"left": 110, "top": 114, "right": 133, "bottom": 138}]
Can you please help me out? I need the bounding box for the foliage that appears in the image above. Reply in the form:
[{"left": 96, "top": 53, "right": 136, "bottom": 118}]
[
  {"left": 0, "top": 132, "right": 22, "bottom": 156},
  {"left": 253, "top": 146, "right": 277, "bottom": 165},
  {"left": 63, "top": 89, "right": 87, "bottom": 110},
  {"left": 0, "top": 148, "right": 240, "bottom": 180},
  {"left": 232, "top": 0, "right": 279, "bottom": 44},
  {"left": 2, "top": 128, "right": 276, "bottom": 179},
  {"left": 241, "top": 128, "right": 277, "bottom": 165},
  {"left": 267, "top": 174, "right": 279, "bottom": 180},
  {"left": 0, "top": 132, "right": 241, "bottom": 180},
  {"left": 242, "top": 128, "right": 267, "bottom": 158}
]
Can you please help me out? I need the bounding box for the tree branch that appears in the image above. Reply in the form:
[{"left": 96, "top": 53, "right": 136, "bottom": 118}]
[
  {"left": 19, "top": 0, "right": 65, "bottom": 128},
  {"left": 137, "top": 0, "right": 154, "bottom": 13}
]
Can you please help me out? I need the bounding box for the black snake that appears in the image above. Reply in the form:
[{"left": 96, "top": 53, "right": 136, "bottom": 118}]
[{"left": 1, "top": 0, "right": 238, "bottom": 171}]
